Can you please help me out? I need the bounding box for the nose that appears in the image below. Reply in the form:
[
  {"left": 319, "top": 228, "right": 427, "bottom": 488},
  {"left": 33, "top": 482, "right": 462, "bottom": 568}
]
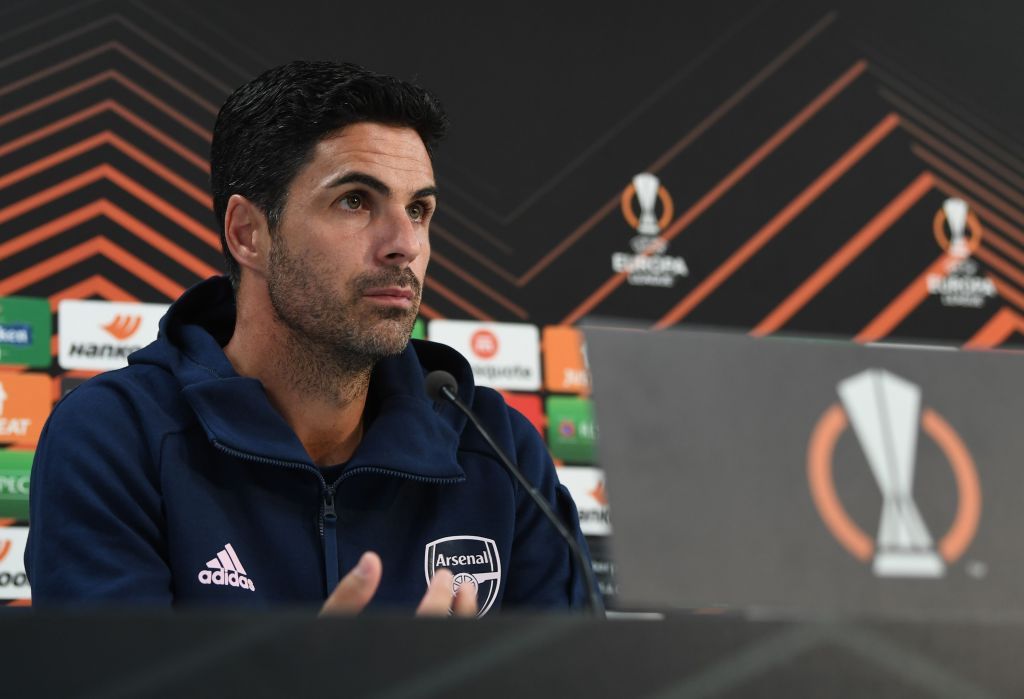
[{"left": 377, "top": 206, "right": 424, "bottom": 265}]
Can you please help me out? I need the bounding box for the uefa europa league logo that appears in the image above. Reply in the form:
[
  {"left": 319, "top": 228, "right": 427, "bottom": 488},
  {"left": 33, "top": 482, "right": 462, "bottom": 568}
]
[
  {"left": 933, "top": 196, "right": 982, "bottom": 261},
  {"left": 838, "top": 370, "right": 944, "bottom": 577},
  {"left": 621, "top": 172, "right": 674, "bottom": 255},
  {"left": 808, "top": 369, "right": 982, "bottom": 578},
  {"left": 925, "top": 197, "right": 995, "bottom": 307},
  {"left": 942, "top": 198, "right": 970, "bottom": 260},
  {"left": 632, "top": 173, "right": 662, "bottom": 235}
]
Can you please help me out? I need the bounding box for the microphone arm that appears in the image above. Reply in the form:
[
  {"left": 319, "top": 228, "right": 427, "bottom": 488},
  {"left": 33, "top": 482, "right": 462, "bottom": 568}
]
[{"left": 426, "top": 370, "right": 605, "bottom": 616}]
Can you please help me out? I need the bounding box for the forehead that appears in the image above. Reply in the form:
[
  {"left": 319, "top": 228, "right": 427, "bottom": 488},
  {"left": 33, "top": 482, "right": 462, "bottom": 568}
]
[{"left": 297, "top": 122, "right": 434, "bottom": 190}]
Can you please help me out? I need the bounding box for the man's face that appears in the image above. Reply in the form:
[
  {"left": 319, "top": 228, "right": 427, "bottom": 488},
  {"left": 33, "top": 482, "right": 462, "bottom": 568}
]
[{"left": 266, "top": 122, "right": 435, "bottom": 361}]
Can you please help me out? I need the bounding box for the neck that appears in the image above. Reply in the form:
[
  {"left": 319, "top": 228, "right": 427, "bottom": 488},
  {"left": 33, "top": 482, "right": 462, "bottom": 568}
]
[{"left": 224, "top": 287, "right": 374, "bottom": 467}]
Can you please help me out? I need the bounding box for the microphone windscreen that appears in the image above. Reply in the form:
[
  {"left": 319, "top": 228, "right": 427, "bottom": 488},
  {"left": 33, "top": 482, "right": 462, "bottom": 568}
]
[{"left": 424, "top": 370, "right": 459, "bottom": 402}]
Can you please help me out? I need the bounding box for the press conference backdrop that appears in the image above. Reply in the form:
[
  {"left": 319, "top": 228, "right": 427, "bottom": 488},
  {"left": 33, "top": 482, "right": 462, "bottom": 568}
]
[{"left": 0, "top": 0, "right": 1022, "bottom": 606}]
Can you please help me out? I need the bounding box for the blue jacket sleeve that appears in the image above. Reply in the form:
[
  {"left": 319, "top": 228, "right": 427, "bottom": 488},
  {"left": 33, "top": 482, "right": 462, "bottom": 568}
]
[
  {"left": 25, "top": 382, "right": 172, "bottom": 605},
  {"left": 500, "top": 406, "right": 596, "bottom": 610}
]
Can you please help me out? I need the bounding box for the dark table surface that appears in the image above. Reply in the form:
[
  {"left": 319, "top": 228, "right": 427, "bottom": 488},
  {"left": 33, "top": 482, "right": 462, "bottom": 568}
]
[{"left": 1, "top": 609, "right": 1017, "bottom": 698}]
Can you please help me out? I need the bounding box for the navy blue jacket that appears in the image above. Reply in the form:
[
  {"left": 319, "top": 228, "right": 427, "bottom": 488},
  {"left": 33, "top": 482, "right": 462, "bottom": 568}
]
[{"left": 26, "top": 277, "right": 591, "bottom": 612}]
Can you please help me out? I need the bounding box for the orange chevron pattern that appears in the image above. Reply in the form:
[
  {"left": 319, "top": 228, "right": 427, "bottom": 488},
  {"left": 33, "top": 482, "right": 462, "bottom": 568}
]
[
  {"left": 0, "top": 3, "right": 225, "bottom": 394},
  {"left": 2, "top": 1, "right": 1024, "bottom": 383},
  {"left": 965, "top": 307, "right": 1024, "bottom": 349}
]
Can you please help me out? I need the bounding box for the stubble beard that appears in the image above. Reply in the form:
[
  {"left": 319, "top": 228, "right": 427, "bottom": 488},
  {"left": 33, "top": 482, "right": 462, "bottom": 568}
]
[{"left": 266, "top": 232, "right": 421, "bottom": 405}]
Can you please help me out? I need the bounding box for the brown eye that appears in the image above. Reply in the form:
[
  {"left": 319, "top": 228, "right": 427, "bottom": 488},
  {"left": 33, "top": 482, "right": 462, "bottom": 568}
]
[
  {"left": 407, "top": 203, "right": 424, "bottom": 221},
  {"left": 340, "top": 193, "right": 363, "bottom": 210}
]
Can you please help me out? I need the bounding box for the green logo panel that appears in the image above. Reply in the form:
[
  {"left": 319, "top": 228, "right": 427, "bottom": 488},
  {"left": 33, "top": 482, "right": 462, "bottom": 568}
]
[
  {"left": 0, "top": 296, "right": 52, "bottom": 369},
  {"left": 0, "top": 449, "right": 32, "bottom": 520},
  {"left": 545, "top": 396, "right": 597, "bottom": 464}
]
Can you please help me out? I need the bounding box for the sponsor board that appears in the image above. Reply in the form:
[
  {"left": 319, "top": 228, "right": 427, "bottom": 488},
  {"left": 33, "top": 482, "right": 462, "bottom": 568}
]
[
  {"left": 427, "top": 320, "right": 541, "bottom": 391},
  {"left": 0, "top": 450, "right": 32, "bottom": 520},
  {"left": 557, "top": 465, "right": 611, "bottom": 536},
  {"left": 60, "top": 376, "right": 90, "bottom": 397},
  {"left": 546, "top": 396, "right": 597, "bottom": 464},
  {"left": 584, "top": 535, "right": 618, "bottom": 600},
  {"left": 411, "top": 317, "right": 426, "bottom": 340},
  {"left": 0, "top": 526, "right": 30, "bottom": 600},
  {"left": 542, "top": 326, "right": 591, "bottom": 394},
  {"left": 0, "top": 372, "right": 52, "bottom": 447},
  {"left": 499, "top": 392, "right": 546, "bottom": 440},
  {"left": 0, "top": 296, "right": 52, "bottom": 369},
  {"left": 58, "top": 300, "right": 168, "bottom": 371}
]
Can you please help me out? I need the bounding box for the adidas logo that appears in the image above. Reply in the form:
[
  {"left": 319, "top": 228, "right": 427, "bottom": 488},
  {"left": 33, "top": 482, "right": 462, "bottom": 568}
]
[{"left": 197, "top": 543, "right": 256, "bottom": 591}]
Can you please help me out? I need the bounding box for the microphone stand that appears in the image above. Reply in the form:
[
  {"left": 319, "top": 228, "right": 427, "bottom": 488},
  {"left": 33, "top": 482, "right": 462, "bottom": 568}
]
[{"left": 433, "top": 378, "right": 605, "bottom": 616}]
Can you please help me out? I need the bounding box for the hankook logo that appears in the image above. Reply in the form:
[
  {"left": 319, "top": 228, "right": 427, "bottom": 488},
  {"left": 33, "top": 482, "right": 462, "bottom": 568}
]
[
  {"left": 101, "top": 314, "right": 143, "bottom": 340},
  {"left": 808, "top": 369, "right": 981, "bottom": 578}
]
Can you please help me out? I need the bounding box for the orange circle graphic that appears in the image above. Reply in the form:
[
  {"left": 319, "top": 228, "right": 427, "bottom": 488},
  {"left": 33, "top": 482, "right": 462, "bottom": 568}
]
[
  {"left": 807, "top": 404, "right": 981, "bottom": 564},
  {"left": 620, "top": 183, "right": 674, "bottom": 231},
  {"left": 932, "top": 208, "right": 983, "bottom": 256},
  {"left": 470, "top": 330, "right": 499, "bottom": 359}
]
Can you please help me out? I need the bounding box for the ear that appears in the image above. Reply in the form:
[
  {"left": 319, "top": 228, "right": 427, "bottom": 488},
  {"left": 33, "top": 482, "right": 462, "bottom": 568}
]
[{"left": 223, "top": 194, "right": 271, "bottom": 279}]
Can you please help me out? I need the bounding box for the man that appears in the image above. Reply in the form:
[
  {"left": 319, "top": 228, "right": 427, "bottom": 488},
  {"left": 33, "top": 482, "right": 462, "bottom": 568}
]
[{"left": 25, "top": 61, "right": 592, "bottom": 614}]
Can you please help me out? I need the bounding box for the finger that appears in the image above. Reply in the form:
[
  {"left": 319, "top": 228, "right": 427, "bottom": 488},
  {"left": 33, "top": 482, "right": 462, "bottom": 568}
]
[
  {"left": 319, "top": 551, "right": 382, "bottom": 616},
  {"left": 416, "top": 569, "right": 456, "bottom": 616},
  {"left": 453, "top": 581, "right": 478, "bottom": 617}
]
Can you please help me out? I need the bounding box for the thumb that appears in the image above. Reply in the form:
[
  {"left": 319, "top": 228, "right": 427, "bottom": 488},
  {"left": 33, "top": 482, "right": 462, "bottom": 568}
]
[{"left": 319, "top": 551, "right": 383, "bottom": 616}]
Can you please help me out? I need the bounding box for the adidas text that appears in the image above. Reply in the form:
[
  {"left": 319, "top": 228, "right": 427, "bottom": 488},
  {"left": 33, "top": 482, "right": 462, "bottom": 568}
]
[{"left": 198, "top": 569, "right": 255, "bottom": 591}]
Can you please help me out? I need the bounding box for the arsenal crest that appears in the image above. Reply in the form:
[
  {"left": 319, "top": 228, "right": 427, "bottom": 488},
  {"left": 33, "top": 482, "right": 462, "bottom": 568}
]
[{"left": 424, "top": 535, "right": 502, "bottom": 617}]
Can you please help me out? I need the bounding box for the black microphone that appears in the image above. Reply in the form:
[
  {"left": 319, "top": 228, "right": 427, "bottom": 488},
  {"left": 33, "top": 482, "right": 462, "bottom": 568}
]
[{"left": 425, "top": 370, "right": 605, "bottom": 616}]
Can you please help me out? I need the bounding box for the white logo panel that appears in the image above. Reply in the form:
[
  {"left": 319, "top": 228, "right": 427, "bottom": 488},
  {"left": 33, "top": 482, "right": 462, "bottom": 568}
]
[
  {"left": 0, "top": 526, "right": 30, "bottom": 600},
  {"left": 58, "top": 300, "right": 168, "bottom": 371},
  {"left": 427, "top": 320, "right": 541, "bottom": 391},
  {"left": 557, "top": 466, "right": 612, "bottom": 536}
]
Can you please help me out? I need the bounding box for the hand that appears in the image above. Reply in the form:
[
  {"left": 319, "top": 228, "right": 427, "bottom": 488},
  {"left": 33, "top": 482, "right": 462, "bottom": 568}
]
[{"left": 319, "top": 551, "right": 478, "bottom": 617}]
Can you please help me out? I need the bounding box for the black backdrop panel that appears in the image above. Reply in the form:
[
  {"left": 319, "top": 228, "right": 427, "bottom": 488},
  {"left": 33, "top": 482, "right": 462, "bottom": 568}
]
[{"left": 1, "top": 0, "right": 1022, "bottom": 344}]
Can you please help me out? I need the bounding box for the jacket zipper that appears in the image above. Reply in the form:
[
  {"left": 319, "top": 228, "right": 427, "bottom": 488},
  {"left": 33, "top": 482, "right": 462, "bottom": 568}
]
[
  {"left": 211, "top": 440, "right": 463, "bottom": 598},
  {"left": 322, "top": 487, "right": 339, "bottom": 594}
]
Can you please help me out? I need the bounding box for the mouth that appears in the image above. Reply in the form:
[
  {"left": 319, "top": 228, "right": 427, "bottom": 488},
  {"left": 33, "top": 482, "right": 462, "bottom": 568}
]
[{"left": 362, "top": 287, "right": 416, "bottom": 308}]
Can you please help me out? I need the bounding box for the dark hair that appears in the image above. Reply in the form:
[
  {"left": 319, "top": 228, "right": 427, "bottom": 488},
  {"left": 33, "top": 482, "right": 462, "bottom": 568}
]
[{"left": 210, "top": 60, "right": 448, "bottom": 288}]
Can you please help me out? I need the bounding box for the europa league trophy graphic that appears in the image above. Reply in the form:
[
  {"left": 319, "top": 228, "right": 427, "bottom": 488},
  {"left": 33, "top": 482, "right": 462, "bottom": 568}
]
[
  {"left": 632, "top": 173, "right": 662, "bottom": 235},
  {"left": 837, "top": 369, "right": 945, "bottom": 577},
  {"left": 943, "top": 197, "right": 971, "bottom": 260}
]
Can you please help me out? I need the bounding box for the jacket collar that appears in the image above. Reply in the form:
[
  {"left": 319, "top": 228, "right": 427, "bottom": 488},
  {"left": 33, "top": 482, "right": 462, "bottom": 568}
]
[{"left": 141, "top": 277, "right": 468, "bottom": 481}]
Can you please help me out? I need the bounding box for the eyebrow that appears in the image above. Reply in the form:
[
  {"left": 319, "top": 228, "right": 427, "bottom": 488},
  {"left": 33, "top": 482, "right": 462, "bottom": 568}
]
[{"left": 325, "top": 172, "right": 439, "bottom": 201}]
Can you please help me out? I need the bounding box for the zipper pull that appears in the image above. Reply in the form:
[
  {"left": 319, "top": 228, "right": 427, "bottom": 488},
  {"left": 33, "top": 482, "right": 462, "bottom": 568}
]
[
  {"left": 322, "top": 488, "right": 340, "bottom": 594},
  {"left": 323, "top": 490, "right": 337, "bottom": 523}
]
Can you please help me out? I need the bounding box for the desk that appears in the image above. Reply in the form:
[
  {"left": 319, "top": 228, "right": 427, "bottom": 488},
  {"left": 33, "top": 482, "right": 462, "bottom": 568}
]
[{"left": 2, "top": 610, "right": 1018, "bottom": 697}]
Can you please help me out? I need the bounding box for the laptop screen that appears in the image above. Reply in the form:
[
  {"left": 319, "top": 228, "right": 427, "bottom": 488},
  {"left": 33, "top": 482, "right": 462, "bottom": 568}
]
[{"left": 583, "top": 325, "right": 1024, "bottom": 617}]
